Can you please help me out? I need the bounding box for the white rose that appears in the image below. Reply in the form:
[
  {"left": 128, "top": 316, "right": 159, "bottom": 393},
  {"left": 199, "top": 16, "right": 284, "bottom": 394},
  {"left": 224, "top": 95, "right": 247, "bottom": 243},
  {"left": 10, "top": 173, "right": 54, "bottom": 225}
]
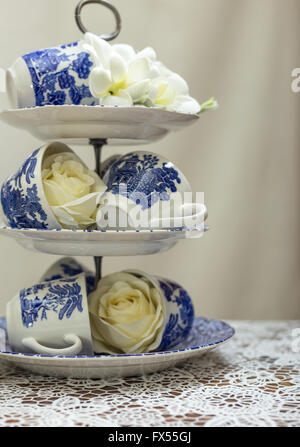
[
  {"left": 42, "top": 152, "right": 107, "bottom": 229},
  {"left": 88, "top": 272, "right": 165, "bottom": 354}
]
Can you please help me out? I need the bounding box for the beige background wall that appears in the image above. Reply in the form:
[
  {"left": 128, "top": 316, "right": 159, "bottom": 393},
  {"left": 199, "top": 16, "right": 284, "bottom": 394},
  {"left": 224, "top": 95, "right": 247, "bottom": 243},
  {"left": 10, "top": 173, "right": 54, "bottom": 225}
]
[{"left": 0, "top": 0, "right": 299, "bottom": 319}]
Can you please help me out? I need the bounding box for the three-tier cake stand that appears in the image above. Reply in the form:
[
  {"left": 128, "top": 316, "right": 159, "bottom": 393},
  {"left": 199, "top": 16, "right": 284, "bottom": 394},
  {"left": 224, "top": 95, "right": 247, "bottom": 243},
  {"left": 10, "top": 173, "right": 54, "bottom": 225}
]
[{"left": 0, "top": 1, "right": 235, "bottom": 379}]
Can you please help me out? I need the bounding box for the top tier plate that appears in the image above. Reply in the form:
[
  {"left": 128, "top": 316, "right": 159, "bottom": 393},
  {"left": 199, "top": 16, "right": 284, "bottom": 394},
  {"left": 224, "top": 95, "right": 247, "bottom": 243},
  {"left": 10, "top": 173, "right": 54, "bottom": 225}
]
[{"left": 0, "top": 105, "right": 199, "bottom": 146}]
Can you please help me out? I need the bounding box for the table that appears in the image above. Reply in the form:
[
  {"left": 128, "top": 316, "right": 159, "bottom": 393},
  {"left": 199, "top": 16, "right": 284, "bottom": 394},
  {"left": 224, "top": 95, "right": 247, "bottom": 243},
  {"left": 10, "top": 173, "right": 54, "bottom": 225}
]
[{"left": 0, "top": 321, "right": 299, "bottom": 427}]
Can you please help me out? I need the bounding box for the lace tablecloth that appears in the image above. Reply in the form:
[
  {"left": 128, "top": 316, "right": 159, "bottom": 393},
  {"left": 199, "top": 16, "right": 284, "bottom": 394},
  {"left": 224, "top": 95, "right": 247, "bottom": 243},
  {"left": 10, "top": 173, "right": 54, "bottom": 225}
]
[{"left": 0, "top": 320, "right": 299, "bottom": 427}]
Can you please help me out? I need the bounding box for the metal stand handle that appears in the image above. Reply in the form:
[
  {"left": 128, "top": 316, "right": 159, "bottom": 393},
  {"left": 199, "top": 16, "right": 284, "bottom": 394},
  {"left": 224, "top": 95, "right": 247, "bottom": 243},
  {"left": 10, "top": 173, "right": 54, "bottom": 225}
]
[
  {"left": 75, "top": 1, "right": 121, "bottom": 290},
  {"left": 75, "top": 0, "right": 122, "bottom": 41}
]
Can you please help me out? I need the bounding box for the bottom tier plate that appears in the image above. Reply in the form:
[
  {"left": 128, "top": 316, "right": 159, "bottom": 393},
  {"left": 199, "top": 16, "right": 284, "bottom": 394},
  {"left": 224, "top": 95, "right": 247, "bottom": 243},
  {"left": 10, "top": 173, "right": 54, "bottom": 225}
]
[
  {"left": 0, "top": 317, "right": 234, "bottom": 379},
  {"left": 0, "top": 225, "right": 208, "bottom": 256}
]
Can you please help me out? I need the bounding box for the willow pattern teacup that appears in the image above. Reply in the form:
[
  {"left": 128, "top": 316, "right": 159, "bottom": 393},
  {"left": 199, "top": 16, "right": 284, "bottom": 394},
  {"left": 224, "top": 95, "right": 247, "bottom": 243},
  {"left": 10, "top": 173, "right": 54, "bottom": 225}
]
[
  {"left": 41, "top": 257, "right": 96, "bottom": 295},
  {"left": 1, "top": 142, "right": 68, "bottom": 230},
  {"left": 6, "top": 274, "right": 94, "bottom": 356},
  {"left": 0, "top": 141, "right": 105, "bottom": 230},
  {"left": 6, "top": 38, "right": 97, "bottom": 108},
  {"left": 97, "top": 151, "right": 207, "bottom": 230}
]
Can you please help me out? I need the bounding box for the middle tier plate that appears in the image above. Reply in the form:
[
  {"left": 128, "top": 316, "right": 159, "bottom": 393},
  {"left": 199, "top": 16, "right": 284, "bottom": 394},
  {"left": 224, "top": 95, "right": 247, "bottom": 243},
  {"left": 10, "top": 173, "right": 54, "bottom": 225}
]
[{"left": 0, "top": 225, "right": 208, "bottom": 257}]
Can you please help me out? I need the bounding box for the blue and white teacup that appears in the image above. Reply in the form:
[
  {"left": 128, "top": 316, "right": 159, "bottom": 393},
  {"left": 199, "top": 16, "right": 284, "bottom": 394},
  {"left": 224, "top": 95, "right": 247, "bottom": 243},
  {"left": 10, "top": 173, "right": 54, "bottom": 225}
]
[
  {"left": 97, "top": 151, "right": 207, "bottom": 230},
  {"left": 0, "top": 142, "right": 69, "bottom": 230},
  {"left": 6, "top": 38, "right": 97, "bottom": 109},
  {"left": 0, "top": 141, "right": 99, "bottom": 230},
  {"left": 40, "top": 257, "right": 96, "bottom": 295},
  {"left": 6, "top": 273, "right": 94, "bottom": 356},
  {"left": 88, "top": 269, "right": 194, "bottom": 354}
]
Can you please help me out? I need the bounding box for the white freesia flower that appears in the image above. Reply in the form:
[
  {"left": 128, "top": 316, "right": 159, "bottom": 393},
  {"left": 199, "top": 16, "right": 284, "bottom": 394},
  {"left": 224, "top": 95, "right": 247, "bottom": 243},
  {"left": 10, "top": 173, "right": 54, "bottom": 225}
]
[
  {"left": 88, "top": 272, "right": 165, "bottom": 354},
  {"left": 42, "top": 152, "right": 106, "bottom": 229},
  {"left": 83, "top": 33, "right": 155, "bottom": 107},
  {"left": 83, "top": 33, "right": 202, "bottom": 113}
]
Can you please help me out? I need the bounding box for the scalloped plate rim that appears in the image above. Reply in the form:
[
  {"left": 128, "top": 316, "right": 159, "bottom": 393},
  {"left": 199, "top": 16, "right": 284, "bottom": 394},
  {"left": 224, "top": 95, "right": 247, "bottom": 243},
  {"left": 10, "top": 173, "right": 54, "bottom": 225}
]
[
  {"left": 0, "top": 105, "right": 199, "bottom": 145},
  {"left": 0, "top": 317, "right": 235, "bottom": 361},
  {"left": 0, "top": 224, "right": 207, "bottom": 235},
  {"left": 0, "top": 104, "right": 200, "bottom": 119}
]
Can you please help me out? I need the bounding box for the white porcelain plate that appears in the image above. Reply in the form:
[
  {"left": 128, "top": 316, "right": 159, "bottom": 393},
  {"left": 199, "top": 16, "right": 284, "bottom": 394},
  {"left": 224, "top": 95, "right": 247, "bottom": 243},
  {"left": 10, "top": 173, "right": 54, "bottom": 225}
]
[
  {"left": 0, "top": 317, "right": 235, "bottom": 379},
  {"left": 0, "top": 105, "right": 199, "bottom": 145},
  {"left": 0, "top": 224, "right": 208, "bottom": 256}
]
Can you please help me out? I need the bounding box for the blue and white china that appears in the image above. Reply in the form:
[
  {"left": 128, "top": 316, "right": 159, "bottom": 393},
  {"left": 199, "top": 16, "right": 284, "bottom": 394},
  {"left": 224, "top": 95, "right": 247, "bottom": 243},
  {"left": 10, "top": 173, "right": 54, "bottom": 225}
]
[
  {"left": 0, "top": 142, "right": 66, "bottom": 230},
  {"left": 97, "top": 150, "right": 207, "bottom": 230},
  {"left": 0, "top": 106, "right": 199, "bottom": 145},
  {"left": 157, "top": 277, "right": 195, "bottom": 351},
  {"left": 40, "top": 257, "right": 95, "bottom": 295},
  {"left": 0, "top": 316, "right": 235, "bottom": 378},
  {"left": 0, "top": 141, "right": 94, "bottom": 231},
  {"left": 100, "top": 154, "right": 122, "bottom": 179},
  {"left": 125, "top": 270, "right": 195, "bottom": 352},
  {"left": 6, "top": 40, "right": 97, "bottom": 109},
  {"left": 6, "top": 273, "right": 94, "bottom": 356}
]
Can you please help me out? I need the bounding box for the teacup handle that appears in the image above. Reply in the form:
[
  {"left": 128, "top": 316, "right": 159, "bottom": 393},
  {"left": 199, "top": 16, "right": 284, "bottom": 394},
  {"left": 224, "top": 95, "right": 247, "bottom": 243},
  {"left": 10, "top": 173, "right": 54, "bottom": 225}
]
[
  {"left": 22, "top": 334, "right": 83, "bottom": 356},
  {"left": 150, "top": 203, "right": 208, "bottom": 228}
]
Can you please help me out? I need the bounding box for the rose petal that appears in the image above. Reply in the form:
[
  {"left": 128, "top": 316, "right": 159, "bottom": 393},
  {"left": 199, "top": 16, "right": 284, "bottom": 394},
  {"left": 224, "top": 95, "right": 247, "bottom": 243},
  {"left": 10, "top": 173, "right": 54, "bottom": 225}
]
[
  {"left": 89, "top": 273, "right": 139, "bottom": 310},
  {"left": 51, "top": 206, "right": 98, "bottom": 229},
  {"left": 89, "top": 171, "right": 107, "bottom": 193},
  {"left": 90, "top": 312, "right": 138, "bottom": 351},
  {"left": 43, "top": 179, "right": 77, "bottom": 206},
  {"left": 57, "top": 192, "right": 101, "bottom": 216},
  {"left": 129, "top": 277, "right": 152, "bottom": 299},
  {"left": 90, "top": 310, "right": 165, "bottom": 354},
  {"left": 88, "top": 272, "right": 166, "bottom": 354},
  {"left": 51, "top": 192, "right": 101, "bottom": 229},
  {"left": 51, "top": 207, "right": 80, "bottom": 229},
  {"left": 114, "top": 314, "right": 157, "bottom": 339}
]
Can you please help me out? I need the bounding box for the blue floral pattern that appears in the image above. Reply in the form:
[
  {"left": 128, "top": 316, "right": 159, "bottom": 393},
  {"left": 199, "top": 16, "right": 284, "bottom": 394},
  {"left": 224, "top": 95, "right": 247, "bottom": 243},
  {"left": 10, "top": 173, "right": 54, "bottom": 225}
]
[
  {"left": 22, "top": 42, "right": 96, "bottom": 107},
  {"left": 20, "top": 279, "right": 83, "bottom": 329},
  {"left": 104, "top": 153, "right": 182, "bottom": 210},
  {"left": 158, "top": 279, "right": 194, "bottom": 351},
  {"left": 44, "top": 261, "right": 95, "bottom": 296},
  {"left": 1, "top": 149, "right": 49, "bottom": 229}
]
